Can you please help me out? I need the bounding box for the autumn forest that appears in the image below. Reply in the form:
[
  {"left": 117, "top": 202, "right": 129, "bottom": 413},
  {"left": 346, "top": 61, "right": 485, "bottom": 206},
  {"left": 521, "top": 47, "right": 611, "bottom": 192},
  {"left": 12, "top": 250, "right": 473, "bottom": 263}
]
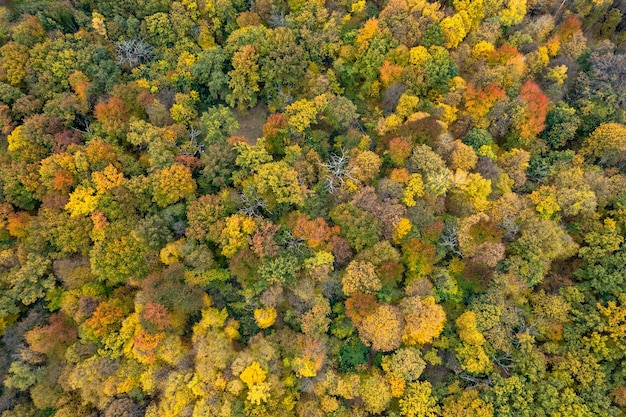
[{"left": 0, "top": 0, "right": 625, "bottom": 416}]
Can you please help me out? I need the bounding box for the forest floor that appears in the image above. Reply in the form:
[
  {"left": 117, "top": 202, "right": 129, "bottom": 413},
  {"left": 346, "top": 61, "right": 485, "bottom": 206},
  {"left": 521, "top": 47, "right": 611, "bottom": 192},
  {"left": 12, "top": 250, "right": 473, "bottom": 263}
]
[{"left": 234, "top": 103, "right": 268, "bottom": 144}]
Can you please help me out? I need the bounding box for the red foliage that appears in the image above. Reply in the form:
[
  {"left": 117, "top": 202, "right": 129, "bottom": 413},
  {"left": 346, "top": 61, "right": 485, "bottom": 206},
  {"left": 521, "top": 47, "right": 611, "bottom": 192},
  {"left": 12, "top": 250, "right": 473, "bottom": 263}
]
[
  {"left": 519, "top": 81, "right": 549, "bottom": 139},
  {"left": 421, "top": 220, "right": 445, "bottom": 243},
  {"left": 141, "top": 302, "right": 172, "bottom": 332},
  {"left": 251, "top": 221, "right": 280, "bottom": 258},
  {"left": 488, "top": 44, "right": 521, "bottom": 65},
  {"left": 52, "top": 130, "right": 81, "bottom": 153},
  {"left": 174, "top": 154, "right": 203, "bottom": 171},
  {"left": 25, "top": 312, "right": 77, "bottom": 356},
  {"left": 377, "top": 259, "right": 405, "bottom": 285}
]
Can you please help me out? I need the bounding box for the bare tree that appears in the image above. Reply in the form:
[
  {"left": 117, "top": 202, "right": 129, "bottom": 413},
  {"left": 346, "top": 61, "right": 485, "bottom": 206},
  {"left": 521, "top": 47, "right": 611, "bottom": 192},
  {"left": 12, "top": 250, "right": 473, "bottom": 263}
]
[
  {"left": 116, "top": 38, "right": 154, "bottom": 68},
  {"left": 319, "top": 149, "right": 359, "bottom": 193}
]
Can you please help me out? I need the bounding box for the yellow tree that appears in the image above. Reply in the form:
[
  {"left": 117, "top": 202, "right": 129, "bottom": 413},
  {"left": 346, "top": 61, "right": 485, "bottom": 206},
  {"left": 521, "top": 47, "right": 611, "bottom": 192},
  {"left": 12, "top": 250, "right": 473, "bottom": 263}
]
[
  {"left": 342, "top": 260, "right": 382, "bottom": 296},
  {"left": 151, "top": 164, "right": 196, "bottom": 208},
  {"left": 358, "top": 304, "right": 404, "bottom": 352},
  {"left": 401, "top": 296, "right": 446, "bottom": 346},
  {"left": 580, "top": 123, "right": 626, "bottom": 167}
]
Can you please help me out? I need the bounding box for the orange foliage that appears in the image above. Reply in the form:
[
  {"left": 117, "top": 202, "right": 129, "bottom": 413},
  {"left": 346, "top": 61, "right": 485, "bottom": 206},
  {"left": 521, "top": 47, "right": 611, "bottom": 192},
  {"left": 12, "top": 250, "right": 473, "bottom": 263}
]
[
  {"left": 518, "top": 81, "right": 549, "bottom": 141},
  {"left": 141, "top": 302, "right": 172, "bottom": 332},
  {"left": 464, "top": 83, "right": 506, "bottom": 122},
  {"left": 7, "top": 211, "right": 31, "bottom": 238},
  {"left": 556, "top": 16, "right": 582, "bottom": 41},
  {"left": 84, "top": 299, "right": 126, "bottom": 339},
  {"left": 388, "top": 137, "right": 413, "bottom": 166},
  {"left": 263, "top": 113, "right": 288, "bottom": 138},
  {"left": 380, "top": 61, "right": 404, "bottom": 87},
  {"left": 359, "top": 304, "right": 404, "bottom": 352},
  {"left": 345, "top": 292, "right": 379, "bottom": 325},
  {"left": 94, "top": 96, "right": 130, "bottom": 135},
  {"left": 52, "top": 168, "right": 75, "bottom": 192},
  {"left": 132, "top": 328, "right": 165, "bottom": 364},
  {"left": 293, "top": 216, "right": 339, "bottom": 251}
]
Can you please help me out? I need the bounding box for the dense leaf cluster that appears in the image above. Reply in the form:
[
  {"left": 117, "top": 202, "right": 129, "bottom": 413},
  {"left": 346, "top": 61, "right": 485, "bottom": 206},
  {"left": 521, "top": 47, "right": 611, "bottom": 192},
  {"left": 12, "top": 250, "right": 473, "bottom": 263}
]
[{"left": 0, "top": 0, "right": 625, "bottom": 416}]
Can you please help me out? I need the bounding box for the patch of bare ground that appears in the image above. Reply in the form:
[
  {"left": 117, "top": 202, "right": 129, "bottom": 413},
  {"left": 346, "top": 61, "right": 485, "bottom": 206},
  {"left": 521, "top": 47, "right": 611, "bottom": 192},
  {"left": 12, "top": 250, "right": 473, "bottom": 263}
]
[{"left": 234, "top": 103, "right": 269, "bottom": 145}]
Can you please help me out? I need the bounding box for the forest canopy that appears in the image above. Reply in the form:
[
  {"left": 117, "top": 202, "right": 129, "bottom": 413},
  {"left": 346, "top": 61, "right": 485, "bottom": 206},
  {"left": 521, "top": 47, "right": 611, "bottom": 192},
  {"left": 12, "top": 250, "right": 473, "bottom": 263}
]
[{"left": 0, "top": 0, "right": 626, "bottom": 416}]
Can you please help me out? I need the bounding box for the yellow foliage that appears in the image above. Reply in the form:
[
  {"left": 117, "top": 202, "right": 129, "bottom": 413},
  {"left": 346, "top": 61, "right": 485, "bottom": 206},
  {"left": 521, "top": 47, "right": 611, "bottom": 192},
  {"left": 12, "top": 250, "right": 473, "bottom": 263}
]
[
  {"left": 293, "top": 357, "right": 318, "bottom": 377},
  {"left": 92, "top": 164, "right": 124, "bottom": 194},
  {"left": 349, "top": 150, "right": 382, "bottom": 184},
  {"left": 320, "top": 395, "right": 340, "bottom": 413},
  {"left": 7, "top": 126, "right": 26, "bottom": 153},
  {"left": 438, "top": 103, "right": 458, "bottom": 125},
  {"left": 66, "top": 185, "right": 100, "bottom": 217},
  {"left": 456, "top": 311, "right": 486, "bottom": 346},
  {"left": 396, "top": 94, "right": 420, "bottom": 118},
  {"left": 254, "top": 307, "right": 277, "bottom": 329},
  {"left": 403, "top": 174, "right": 425, "bottom": 207},
  {"left": 160, "top": 239, "right": 186, "bottom": 265},
  {"left": 342, "top": 261, "right": 381, "bottom": 296},
  {"left": 388, "top": 375, "right": 406, "bottom": 397},
  {"left": 409, "top": 46, "right": 431, "bottom": 66},
  {"left": 529, "top": 185, "right": 560, "bottom": 220},
  {"left": 399, "top": 381, "right": 440, "bottom": 417},
  {"left": 402, "top": 296, "right": 446, "bottom": 346},
  {"left": 220, "top": 214, "right": 257, "bottom": 258},
  {"left": 240, "top": 361, "right": 267, "bottom": 387},
  {"left": 456, "top": 343, "right": 493, "bottom": 374},
  {"left": 441, "top": 11, "right": 471, "bottom": 48},
  {"left": 546, "top": 36, "right": 560, "bottom": 56},
  {"left": 472, "top": 41, "right": 495, "bottom": 59},
  {"left": 394, "top": 218, "right": 413, "bottom": 244},
  {"left": 91, "top": 12, "right": 107, "bottom": 37},
  {"left": 547, "top": 65, "right": 568, "bottom": 84},
  {"left": 498, "top": 0, "right": 526, "bottom": 26},
  {"left": 285, "top": 99, "right": 319, "bottom": 133},
  {"left": 246, "top": 381, "right": 270, "bottom": 405},
  {"left": 355, "top": 18, "right": 379, "bottom": 48}
]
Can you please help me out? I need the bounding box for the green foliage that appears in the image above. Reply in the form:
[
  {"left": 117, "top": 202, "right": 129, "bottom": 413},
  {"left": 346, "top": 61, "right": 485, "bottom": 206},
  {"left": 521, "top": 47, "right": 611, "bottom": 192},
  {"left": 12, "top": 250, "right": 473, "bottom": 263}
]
[
  {"left": 330, "top": 203, "right": 382, "bottom": 251},
  {"left": 200, "top": 105, "right": 239, "bottom": 145},
  {"left": 0, "top": 2, "right": 623, "bottom": 416}
]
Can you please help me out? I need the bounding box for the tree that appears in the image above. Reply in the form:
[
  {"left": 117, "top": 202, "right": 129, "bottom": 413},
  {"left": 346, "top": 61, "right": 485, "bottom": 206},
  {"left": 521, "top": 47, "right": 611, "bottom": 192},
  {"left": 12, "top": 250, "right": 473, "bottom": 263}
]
[
  {"left": 382, "top": 347, "right": 426, "bottom": 381},
  {"left": 94, "top": 96, "right": 130, "bottom": 139},
  {"left": 358, "top": 304, "right": 404, "bottom": 352},
  {"left": 399, "top": 381, "right": 440, "bottom": 417},
  {"left": 200, "top": 105, "right": 239, "bottom": 145},
  {"left": 400, "top": 296, "right": 446, "bottom": 345},
  {"left": 191, "top": 47, "right": 230, "bottom": 101},
  {"left": 402, "top": 238, "right": 437, "bottom": 279},
  {"left": 330, "top": 203, "right": 382, "bottom": 251},
  {"left": 360, "top": 373, "right": 393, "bottom": 413},
  {"left": 580, "top": 123, "right": 626, "bottom": 167},
  {"left": 151, "top": 164, "right": 196, "bottom": 208},
  {"left": 254, "top": 161, "right": 305, "bottom": 208},
  {"left": 342, "top": 260, "right": 382, "bottom": 296},
  {"left": 227, "top": 45, "right": 261, "bottom": 110},
  {"left": 541, "top": 102, "right": 580, "bottom": 149}
]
